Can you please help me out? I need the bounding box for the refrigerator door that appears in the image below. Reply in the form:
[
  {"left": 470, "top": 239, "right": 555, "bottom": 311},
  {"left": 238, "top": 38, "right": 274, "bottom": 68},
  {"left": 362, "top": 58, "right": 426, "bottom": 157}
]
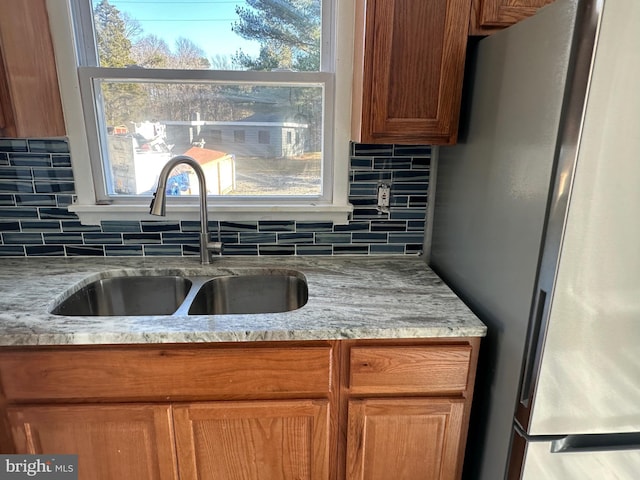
[
  {"left": 429, "top": 1, "right": 580, "bottom": 478},
  {"left": 510, "top": 425, "right": 640, "bottom": 479},
  {"left": 526, "top": 0, "right": 640, "bottom": 436},
  {"left": 520, "top": 438, "right": 640, "bottom": 480}
]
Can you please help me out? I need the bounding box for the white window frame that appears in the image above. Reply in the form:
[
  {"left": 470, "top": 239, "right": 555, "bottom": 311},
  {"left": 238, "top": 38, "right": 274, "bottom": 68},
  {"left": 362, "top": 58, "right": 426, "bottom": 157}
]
[{"left": 46, "top": 0, "right": 354, "bottom": 225}]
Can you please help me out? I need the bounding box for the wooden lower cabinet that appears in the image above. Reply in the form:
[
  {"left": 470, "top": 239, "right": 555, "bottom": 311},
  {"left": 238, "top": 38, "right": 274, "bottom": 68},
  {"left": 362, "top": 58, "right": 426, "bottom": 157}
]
[
  {"left": 174, "top": 400, "right": 330, "bottom": 480},
  {"left": 0, "top": 339, "right": 479, "bottom": 480},
  {"left": 338, "top": 340, "right": 479, "bottom": 480},
  {"left": 7, "top": 404, "right": 178, "bottom": 480},
  {"left": 7, "top": 400, "right": 330, "bottom": 480},
  {"left": 345, "top": 398, "right": 466, "bottom": 480}
]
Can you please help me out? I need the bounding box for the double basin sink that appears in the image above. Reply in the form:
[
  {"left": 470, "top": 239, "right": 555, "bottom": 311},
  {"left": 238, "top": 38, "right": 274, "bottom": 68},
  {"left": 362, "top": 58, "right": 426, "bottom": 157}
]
[{"left": 50, "top": 270, "right": 308, "bottom": 317}]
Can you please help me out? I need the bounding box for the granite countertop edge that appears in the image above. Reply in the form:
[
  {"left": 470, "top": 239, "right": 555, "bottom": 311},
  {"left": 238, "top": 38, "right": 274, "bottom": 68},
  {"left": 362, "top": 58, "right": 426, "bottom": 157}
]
[{"left": 0, "top": 256, "right": 487, "bottom": 346}]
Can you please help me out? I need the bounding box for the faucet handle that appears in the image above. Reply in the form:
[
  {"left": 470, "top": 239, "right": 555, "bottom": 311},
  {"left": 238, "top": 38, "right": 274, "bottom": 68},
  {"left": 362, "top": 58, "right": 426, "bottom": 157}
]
[{"left": 207, "top": 241, "right": 223, "bottom": 255}]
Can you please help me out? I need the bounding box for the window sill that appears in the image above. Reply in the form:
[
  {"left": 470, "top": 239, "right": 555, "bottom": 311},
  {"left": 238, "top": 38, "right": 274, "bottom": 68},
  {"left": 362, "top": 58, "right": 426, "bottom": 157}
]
[{"left": 69, "top": 202, "right": 354, "bottom": 226}]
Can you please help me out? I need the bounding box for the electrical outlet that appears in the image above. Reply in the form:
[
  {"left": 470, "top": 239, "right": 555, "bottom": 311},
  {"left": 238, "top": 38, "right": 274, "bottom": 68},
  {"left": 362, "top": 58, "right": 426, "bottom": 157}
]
[{"left": 377, "top": 183, "right": 391, "bottom": 211}]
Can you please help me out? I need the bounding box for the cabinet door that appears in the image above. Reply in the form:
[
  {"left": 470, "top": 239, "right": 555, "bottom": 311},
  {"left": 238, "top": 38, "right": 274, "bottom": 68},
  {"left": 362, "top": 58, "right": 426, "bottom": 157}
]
[
  {"left": 8, "top": 404, "right": 178, "bottom": 480},
  {"left": 174, "top": 400, "right": 330, "bottom": 480},
  {"left": 471, "top": 0, "right": 554, "bottom": 34},
  {"left": 352, "top": 0, "right": 470, "bottom": 145},
  {"left": 0, "top": 0, "right": 65, "bottom": 137},
  {"left": 346, "top": 398, "right": 466, "bottom": 480}
]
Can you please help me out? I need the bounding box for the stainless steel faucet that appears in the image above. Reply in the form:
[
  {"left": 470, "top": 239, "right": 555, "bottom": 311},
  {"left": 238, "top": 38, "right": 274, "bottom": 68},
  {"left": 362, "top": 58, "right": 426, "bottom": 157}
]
[{"left": 149, "top": 155, "right": 222, "bottom": 264}]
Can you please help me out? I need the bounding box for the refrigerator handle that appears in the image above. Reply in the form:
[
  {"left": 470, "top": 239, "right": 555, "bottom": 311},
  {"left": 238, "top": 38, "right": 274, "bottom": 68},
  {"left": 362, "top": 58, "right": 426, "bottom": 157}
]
[
  {"left": 515, "top": 288, "right": 550, "bottom": 430},
  {"left": 519, "top": 288, "right": 548, "bottom": 407},
  {"left": 551, "top": 433, "right": 640, "bottom": 453}
]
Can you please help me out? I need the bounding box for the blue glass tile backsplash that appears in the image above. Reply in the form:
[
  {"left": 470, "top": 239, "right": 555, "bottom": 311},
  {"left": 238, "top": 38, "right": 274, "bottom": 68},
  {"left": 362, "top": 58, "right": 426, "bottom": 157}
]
[{"left": 0, "top": 139, "right": 429, "bottom": 257}]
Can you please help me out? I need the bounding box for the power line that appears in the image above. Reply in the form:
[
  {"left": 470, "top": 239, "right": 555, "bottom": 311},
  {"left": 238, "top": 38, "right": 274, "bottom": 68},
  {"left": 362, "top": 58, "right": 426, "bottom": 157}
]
[
  {"left": 134, "top": 18, "right": 237, "bottom": 21},
  {"left": 110, "top": 1, "right": 242, "bottom": 4}
]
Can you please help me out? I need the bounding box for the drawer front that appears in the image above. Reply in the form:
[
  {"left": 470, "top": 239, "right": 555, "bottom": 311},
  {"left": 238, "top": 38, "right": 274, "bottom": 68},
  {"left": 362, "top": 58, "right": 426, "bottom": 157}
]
[
  {"left": 0, "top": 344, "right": 333, "bottom": 402},
  {"left": 349, "top": 344, "right": 471, "bottom": 394}
]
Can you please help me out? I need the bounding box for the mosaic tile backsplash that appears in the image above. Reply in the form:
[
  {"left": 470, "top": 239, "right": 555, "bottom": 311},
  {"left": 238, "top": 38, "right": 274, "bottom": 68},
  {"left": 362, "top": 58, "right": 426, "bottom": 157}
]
[{"left": 0, "top": 138, "right": 429, "bottom": 257}]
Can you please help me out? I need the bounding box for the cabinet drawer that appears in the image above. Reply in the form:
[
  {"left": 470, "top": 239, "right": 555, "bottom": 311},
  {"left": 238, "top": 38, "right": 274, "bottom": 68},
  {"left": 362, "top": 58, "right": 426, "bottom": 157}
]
[
  {"left": 349, "top": 345, "right": 471, "bottom": 394},
  {"left": 0, "top": 344, "right": 333, "bottom": 402}
]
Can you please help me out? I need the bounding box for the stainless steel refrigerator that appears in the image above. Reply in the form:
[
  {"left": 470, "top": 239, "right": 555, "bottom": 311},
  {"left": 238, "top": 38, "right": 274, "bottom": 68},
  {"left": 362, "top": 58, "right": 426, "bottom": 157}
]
[{"left": 429, "top": 0, "right": 640, "bottom": 478}]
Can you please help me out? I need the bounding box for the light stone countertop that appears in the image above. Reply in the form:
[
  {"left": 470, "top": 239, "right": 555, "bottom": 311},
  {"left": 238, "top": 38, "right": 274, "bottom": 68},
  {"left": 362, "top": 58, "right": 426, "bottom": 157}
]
[{"left": 0, "top": 256, "right": 486, "bottom": 346}]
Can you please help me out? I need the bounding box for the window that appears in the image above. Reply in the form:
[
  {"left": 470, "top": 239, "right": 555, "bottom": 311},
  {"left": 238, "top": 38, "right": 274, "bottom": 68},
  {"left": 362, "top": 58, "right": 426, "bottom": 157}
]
[
  {"left": 233, "top": 130, "right": 246, "bottom": 144},
  {"left": 47, "top": 0, "right": 353, "bottom": 223},
  {"left": 258, "top": 130, "right": 270, "bottom": 145},
  {"left": 209, "top": 130, "right": 222, "bottom": 144}
]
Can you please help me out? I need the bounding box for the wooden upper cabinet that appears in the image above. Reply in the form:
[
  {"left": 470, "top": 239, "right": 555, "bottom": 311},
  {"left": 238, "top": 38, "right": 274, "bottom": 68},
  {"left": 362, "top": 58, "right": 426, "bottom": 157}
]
[
  {"left": 352, "top": 0, "right": 471, "bottom": 145},
  {"left": 0, "top": 0, "right": 65, "bottom": 137},
  {"left": 470, "top": 0, "right": 555, "bottom": 34}
]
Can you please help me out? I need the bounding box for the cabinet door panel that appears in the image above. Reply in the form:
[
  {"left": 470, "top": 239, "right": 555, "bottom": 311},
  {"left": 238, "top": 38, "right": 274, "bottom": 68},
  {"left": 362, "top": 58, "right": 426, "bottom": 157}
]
[
  {"left": 174, "top": 400, "right": 330, "bottom": 480},
  {"left": 8, "top": 404, "right": 178, "bottom": 480},
  {"left": 0, "top": 0, "right": 65, "bottom": 137},
  {"left": 346, "top": 398, "right": 465, "bottom": 480},
  {"left": 354, "top": 0, "right": 470, "bottom": 144}
]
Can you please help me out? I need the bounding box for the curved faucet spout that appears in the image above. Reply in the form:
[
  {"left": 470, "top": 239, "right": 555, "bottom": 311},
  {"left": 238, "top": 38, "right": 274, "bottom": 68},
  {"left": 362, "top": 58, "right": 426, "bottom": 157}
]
[{"left": 150, "top": 155, "right": 221, "bottom": 264}]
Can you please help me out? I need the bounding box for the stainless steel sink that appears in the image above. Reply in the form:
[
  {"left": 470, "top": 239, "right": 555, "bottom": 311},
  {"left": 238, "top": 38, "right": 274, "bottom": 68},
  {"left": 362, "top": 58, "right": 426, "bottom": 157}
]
[
  {"left": 50, "top": 270, "right": 308, "bottom": 316},
  {"left": 50, "top": 276, "right": 192, "bottom": 316},
  {"left": 188, "top": 274, "right": 308, "bottom": 315}
]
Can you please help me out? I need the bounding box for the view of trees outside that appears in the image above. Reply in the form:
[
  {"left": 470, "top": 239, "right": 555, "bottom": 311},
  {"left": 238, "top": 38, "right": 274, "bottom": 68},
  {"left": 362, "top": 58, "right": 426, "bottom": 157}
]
[
  {"left": 91, "top": 0, "right": 324, "bottom": 196},
  {"left": 232, "top": 0, "right": 321, "bottom": 71}
]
